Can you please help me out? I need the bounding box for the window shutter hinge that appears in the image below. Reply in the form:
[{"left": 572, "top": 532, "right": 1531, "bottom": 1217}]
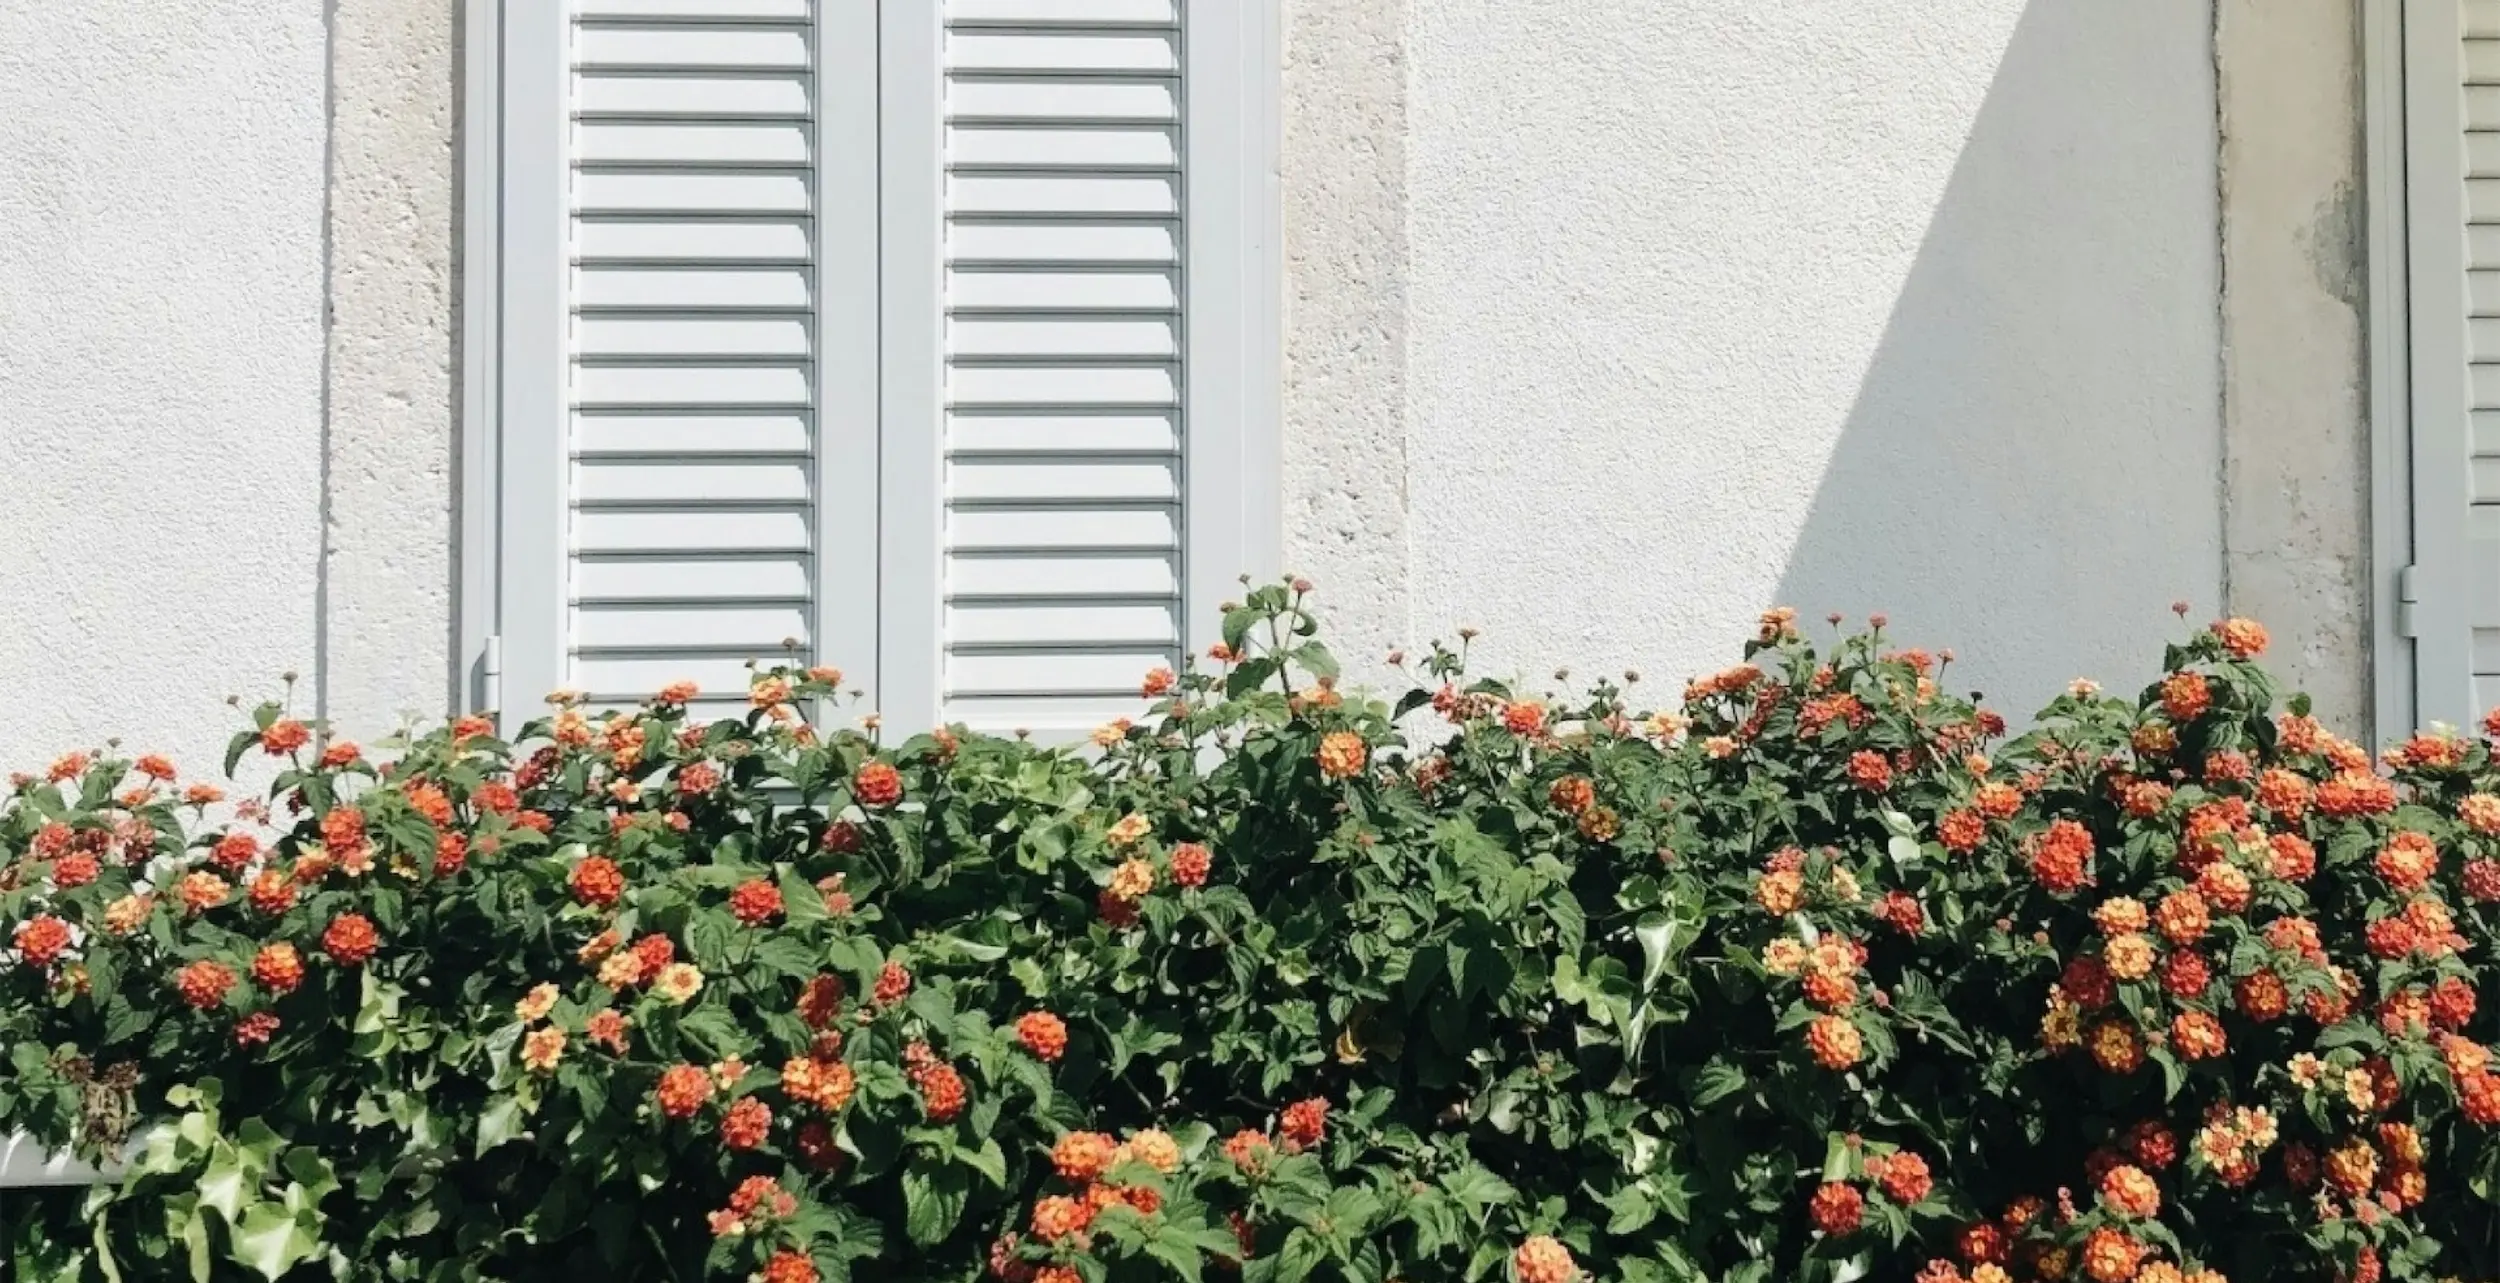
[
  {"left": 481, "top": 635, "right": 505, "bottom": 717},
  {"left": 2396, "top": 565, "right": 2421, "bottom": 640}
]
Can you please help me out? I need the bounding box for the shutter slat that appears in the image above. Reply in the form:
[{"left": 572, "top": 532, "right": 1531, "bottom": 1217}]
[
  {"left": 2473, "top": 39, "right": 2500, "bottom": 83},
  {"left": 2472, "top": 226, "right": 2500, "bottom": 270},
  {"left": 948, "top": 125, "right": 1178, "bottom": 168},
  {"left": 948, "top": 268, "right": 1178, "bottom": 311},
  {"left": 577, "top": 218, "right": 814, "bottom": 262},
  {"left": 582, "top": 0, "right": 812, "bottom": 16},
  {"left": 577, "top": 75, "right": 814, "bottom": 117},
  {"left": 577, "top": 508, "right": 812, "bottom": 553},
  {"left": 2476, "top": 519, "right": 2500, "bottom": 626},
  {"left": 949, "top": 78, "right": 1178, "bottom": 121},
  {"left": 945, "top": 601, "right": 1179, "bottom": 646},
  {"left": 948, "top": 173, "right": 1177, "bottom": 214},
  {"left": 574, "top": 654, "right": 782, "bottom": 699},
  {"left": 577, "top": 603, "right": 810, "bottom": 648},
  {"left": 950, "top": 0, "right": 1179, "bottom": 23},
  {"left": 578, "top": 122, "right": 812, "bottom": 164},
  {"left": 950, "top": 315, "right": 1177, "bottom": 357},
  {"left": 950, "top": 220, "right": 1177, "bottom": 263},
  {"left": 947, "top": 32, "right": 1179, "bottom": 73},
  {"left": 2478, "top": 462, "right": 2500, "bottom": 505},
  {"left": 951, "top": 506, "right": 1178, "bottom": 551},
  {"left": 578, "top": 170, "right": 812, "bottom": 214},
  {"left": 577, "top": 363, "right": 814, "bottom": 406},
  {"left": 2477, "top": 410, "right": 2500, "bottom": 456},
  {"left": 2471, "top": 270, "right": 2500, "bottom": 315},
  {"left": 2473, "top": 85, "right": 2500, "bottom": 130},
  {"left": 949, "top": 410, "right": 1180, "bottom": 452},
  {"left": 579, "top": 266, "right": 814, "bottom": 310},
  {"left": 949, "top": 457, "right": 1179, "bottom": 501},
  {"left": 577, "top": 26, "right": 811, "bottom": 70},
  {"left": 950, "top": 364, "right": 1178, "bottom": 405},
  {"left": 577, "top": 460, "right": 811, "bottom": 503},
  {"left": 576, "top": 556, "right": 812, "bottom": 602},
  {"left": 578, "top": 315, "right": 814, "bottom": 357},
  {"left": 2472, "top": 132, "right": 2500, "bottom": 177},
  {"left": 948, "top": 648, "right": 1175, "bottom": 695},
  {"left": 950, "top": 551, "right": 1178, "bottom": 597},
  {"left": 576, "top": 412, "right": 813, "bottom": 455}
]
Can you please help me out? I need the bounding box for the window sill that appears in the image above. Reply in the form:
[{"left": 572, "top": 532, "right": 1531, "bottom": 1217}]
[{"left": 0, "top": 1132, "right": 117, "bottom": 1188}]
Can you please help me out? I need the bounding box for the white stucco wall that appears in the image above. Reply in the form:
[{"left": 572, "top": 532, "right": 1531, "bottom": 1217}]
[
  {"left": 0, "top": 0, "right": 2370, "bottom": 770},
  {"left": 1287, "top": 0, "right": 2230, "bottom": 718},
  {"left": 0, "top": 3, "right": 329, "bottom": 775}
]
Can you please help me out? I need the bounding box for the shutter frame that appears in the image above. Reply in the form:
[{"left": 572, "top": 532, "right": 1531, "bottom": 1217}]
[
  {"left": 2405, "top": 0, "right": 2482, "bottom": 728},
  {"left": 495, "top": 2, "right": 573, "bottom": 727},
  {"left": 820, "top": 1, "right": 887, "bottom": 714},
  {"left": 879, "top": 2, "right": 949, "bottom": 733},
  {"left": 1180, "top": 0, "right": 1284, "bottom": 663},
  {"left": 458, "top": 0, "right": 503, "bottom": 718}
]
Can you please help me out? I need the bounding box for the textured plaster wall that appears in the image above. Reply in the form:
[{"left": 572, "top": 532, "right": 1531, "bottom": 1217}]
[
  {"left": 325, "top": 0, "right": 458, "bottom": 735},
  {"left": 2216, "top": 0, "right": 2374, "bottom": 734},
  {"left": 1290, "top": 0, "right": 2232, "bottom": 718},
  {"left": 1281, "top": 0, "right": 1412, "bottom": 689},
  {"left": 0, "top": 2, "right": 328, "bottom": 773}
]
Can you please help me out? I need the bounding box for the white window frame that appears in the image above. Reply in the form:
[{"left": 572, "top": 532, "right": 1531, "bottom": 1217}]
[
  {"left": 2368, "top": 0, "right": 2478, "bottom": 737},
  {"left": 458, "top": 0, "right": 1283, "bottom": 727}
]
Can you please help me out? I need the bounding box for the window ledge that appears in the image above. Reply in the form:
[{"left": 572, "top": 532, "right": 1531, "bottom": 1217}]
[{"left": 0, "top": 1132, "right": 118, "bottom": 1188}]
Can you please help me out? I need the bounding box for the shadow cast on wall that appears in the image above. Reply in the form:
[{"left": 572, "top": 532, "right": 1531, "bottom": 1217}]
[{"left": 1767, "top": 0, "right": 2222, "bottom": 712}]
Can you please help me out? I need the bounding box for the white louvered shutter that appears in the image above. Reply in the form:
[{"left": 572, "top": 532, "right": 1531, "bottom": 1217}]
[
  {"left": 480, "top": 0, "right": 1273, "bottom": 732},
  {"left": 489, "top": 0, "right": 865, "bottom": 722},
  {"left": 935, "top": 2, "right": 1190, "bottom": 737},
  {"left": 2403, "top": 0, "right": 2500, "bottom": 728}
]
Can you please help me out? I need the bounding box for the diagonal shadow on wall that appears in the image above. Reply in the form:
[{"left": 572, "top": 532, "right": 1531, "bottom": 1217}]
[{"left": 1767, "top": 0, "right": 2223, "bottom": 716}]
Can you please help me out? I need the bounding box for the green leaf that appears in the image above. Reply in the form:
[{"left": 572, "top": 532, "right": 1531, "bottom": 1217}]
[
  {"left": 960, "top": 1137, "right": 1008, "bottom": 1188},
  {"left": 1692, "top": 1060, "right": 1747, "bottom": 1108},
  {"left": 198, "top": 1141, "right": 249, "bottom": 1224},
  {"left": 1601, "top": 1182, "right": 1656, "bottom": 1235},
  {"left": 1220, "top": 607, "right": 1258, "bottom": 653},
  {"left": 1145, "top": 1235, "right": 1206, "bottom": 1283},
  {"left": 228, "top": 1206, "right": 319, "bottom": 1282},
  {"left": 677, "top": 1007, "right": 748, "bottom": 1059},
  {"left": 223, "top": 730, "right": 258, "bottom": 780},
  {"left": 901, "top": 1165, "right": 968, "bottom": 1246},
  {"left": 1634, "top": 912, "right": 1691, "bottom": 990},
  {"left": 905, "top": 984, "right": 959, "bottom": 1033},
  {"left": 474, "top": 1096, "right": 526, "bottom": 1158},
  {"left": 778, "top": 869, "right": 828, "bottom": 930}
]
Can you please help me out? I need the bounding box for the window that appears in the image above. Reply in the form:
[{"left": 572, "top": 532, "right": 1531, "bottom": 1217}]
[{"left": 461, "top": 0, "right": 1280, "bottom": 736}]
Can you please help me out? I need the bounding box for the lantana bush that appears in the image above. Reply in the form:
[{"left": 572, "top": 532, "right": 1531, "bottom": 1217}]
[{"left": 5, "top": 584, "right": 2500, "bottom": 1282}]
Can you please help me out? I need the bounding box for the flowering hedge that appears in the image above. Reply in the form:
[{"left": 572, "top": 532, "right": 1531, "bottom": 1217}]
[{"left": 5, "top": 586, "right": 2500, "bottom": 1282}]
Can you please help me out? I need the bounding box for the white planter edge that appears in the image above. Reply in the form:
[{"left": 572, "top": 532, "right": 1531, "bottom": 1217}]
[{"left": 0, "top": 1130, "right": 121, "bottom": 1189}]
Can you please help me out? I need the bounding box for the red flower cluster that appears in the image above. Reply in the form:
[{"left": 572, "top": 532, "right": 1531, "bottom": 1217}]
[
  {"left": 322, "top": 913, "right": 379, "bottom": 966},
  {"left": 570, "top": 855, "right": 625, "bottom": 908},
  {"left": 726, "top": 877, "right": 782, "bottom": 926}
]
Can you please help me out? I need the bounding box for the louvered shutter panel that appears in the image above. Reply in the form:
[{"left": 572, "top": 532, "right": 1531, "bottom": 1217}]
[
  {"left": 872, "top": 0, "right": 1274, "bottom": 738},
  {"left": 484, "top": 0, "right": 1271, "bottom": 732},
  {"left": 493, "top": 1, "right": 874, "bottom": 721},
  {"left": 2404, "top": 0, "right": 2500, "bottom": 728},
  {"left": 937, "top": 1, "right": 1186, "bottom": 737}
]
